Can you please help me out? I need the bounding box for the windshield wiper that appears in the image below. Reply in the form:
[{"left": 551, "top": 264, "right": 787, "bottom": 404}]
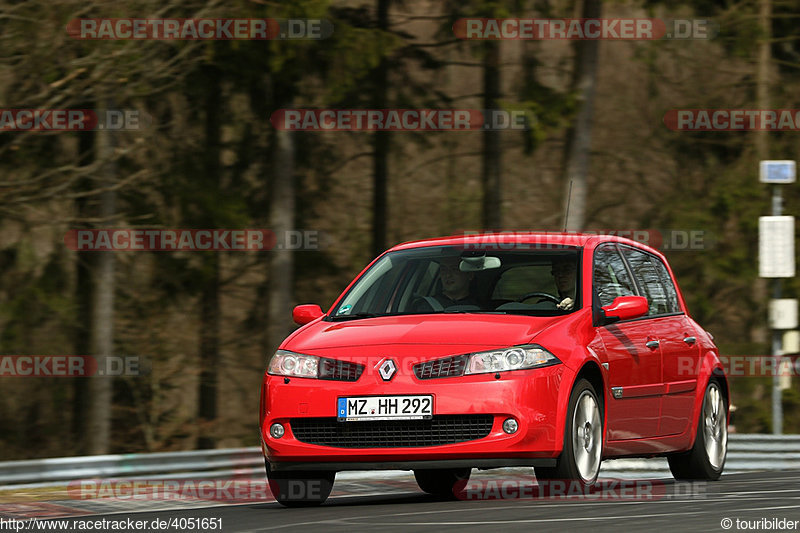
[
  {"left": 328, "top": 312, "right": 381, "bottom": 321},
  {"left": 440, "top": 310, "right": 503, "bottom": 314},
  {"left": 495, "top": 309, "right": 565, "bottom": 316}
]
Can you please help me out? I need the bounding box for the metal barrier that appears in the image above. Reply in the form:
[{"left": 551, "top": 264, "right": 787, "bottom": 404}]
[
  {"left": 601, "top": 434, "right": 800, "bottom": 476},
  {"left": 0, "top": 434, "right": 797, "bottom": 489},
  {"left": 0, "top": 448, "right": 262, "bottom": 487}
]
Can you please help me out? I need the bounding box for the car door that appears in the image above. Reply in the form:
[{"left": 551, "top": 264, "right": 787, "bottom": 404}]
[
  {"left": 637, "top": 249, "right": 700, "bottom": 435},
  {"left": 618, "top": 245, "right": 699, "bottom": 437},
  {"left": 593, "top": 244, "right": 662, "bottom": 440}
]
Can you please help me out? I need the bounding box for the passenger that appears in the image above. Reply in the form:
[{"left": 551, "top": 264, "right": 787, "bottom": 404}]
[
  {"left": 551, "top": 257, "right": 577, "bottom": 310},
  {"left": 414, "top": 257, "right": 479, "bottom": 311}
]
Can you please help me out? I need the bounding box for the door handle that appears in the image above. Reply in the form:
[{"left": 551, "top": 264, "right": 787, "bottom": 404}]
[
  {"left": 645, "top": 340, "right": 660, "bottom": 349},
  {"left": 683, "top": 336, "right": 696, "bottom": 345}
]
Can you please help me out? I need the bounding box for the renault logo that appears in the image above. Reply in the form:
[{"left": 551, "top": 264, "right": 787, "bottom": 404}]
[{"left": 377, "top": 359, "right": 397, "bottom": 381}]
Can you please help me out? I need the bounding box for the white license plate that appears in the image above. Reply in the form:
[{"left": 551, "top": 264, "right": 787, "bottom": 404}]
[{"left": 337, "top": 395, "right": 433, "bottom": 421}]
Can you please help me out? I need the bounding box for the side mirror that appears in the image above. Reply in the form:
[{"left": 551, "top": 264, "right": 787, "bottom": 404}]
[
  {"left": 292, "top": 304, "right": 324, "bottom": 326},
  {"left": 601, "top": 296, "right": 648, "bottom": 324}
]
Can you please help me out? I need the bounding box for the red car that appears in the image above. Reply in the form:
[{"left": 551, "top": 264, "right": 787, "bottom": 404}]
[{"left": 260, "top": 233, "right": 729, "bottom": 506}]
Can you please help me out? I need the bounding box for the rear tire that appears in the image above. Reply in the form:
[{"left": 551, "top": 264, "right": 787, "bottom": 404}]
[
  {"left": 668, "top": 380, "right": 727, "bottom": 481},
  {"left": 414, "top": 468, "right": 471, "bottom": 498},
  {"left": 536, "top": 379, "right": 603, "bottom": 487},
  {"left": 265, "top": 460, "right": 335, "bottom": 507}
]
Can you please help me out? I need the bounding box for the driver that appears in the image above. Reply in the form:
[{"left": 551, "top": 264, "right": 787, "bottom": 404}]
[
  {"left": 551, "top": 257, "right": 577, "bottom": 310},
  {"left": 413, "top": 256, "right": 479, "bottom": 311}
]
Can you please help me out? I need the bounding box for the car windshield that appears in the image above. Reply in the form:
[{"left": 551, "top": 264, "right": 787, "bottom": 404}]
[{"left": 329, "top": 245, "right": 581, "bottom": 319}]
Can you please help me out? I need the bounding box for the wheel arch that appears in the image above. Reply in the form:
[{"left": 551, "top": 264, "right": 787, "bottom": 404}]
[
  {"left": 549, "top": 345, "right": 607, "bottom": 456},
  {"left": 542, "top": 360, "right": 607, "bottom": 484},
  {"left": 574, "top": 361, "right": 606, "bottom": 416},
  {"left": 559, "top": 361, "right": 607, "bottom": 446},
  {"left": 687, "top": 351, "right": 730, "bottom": 449}
]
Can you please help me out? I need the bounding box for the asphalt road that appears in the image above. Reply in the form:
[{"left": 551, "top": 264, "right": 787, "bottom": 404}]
[{"left": 30, "top": 470, "right": 800, "bottom": 533}]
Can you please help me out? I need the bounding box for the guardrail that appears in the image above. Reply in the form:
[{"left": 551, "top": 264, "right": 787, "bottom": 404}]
[
  {"left": 601, "top": 434, "right": 800, "bottom": 476},
  {"left": 0, "top": 448, "right": 263, "bottom": 488},
  {"left": 0, "top": 434, "right": 797, "bottom": 489}
]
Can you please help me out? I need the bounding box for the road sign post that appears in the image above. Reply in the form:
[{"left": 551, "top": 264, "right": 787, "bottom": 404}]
[{"left": 759, "top": 160, "right": 796, "bottom": 435}]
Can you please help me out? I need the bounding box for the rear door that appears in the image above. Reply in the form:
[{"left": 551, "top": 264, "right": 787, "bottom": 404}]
[
  {"left": 593, "top": 244, "right": 662, "bottom": 440},
  {"left": 618, "top": 245, "right": 699, "bottom": 437}
]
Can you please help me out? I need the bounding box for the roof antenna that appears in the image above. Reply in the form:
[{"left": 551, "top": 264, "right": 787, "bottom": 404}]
[{"left": 563, "top": 179, "right": 573, "bottom": 232}]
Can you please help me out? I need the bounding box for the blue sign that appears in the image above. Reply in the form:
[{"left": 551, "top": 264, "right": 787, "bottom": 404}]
[{"left": 760, "top": 161, "right": 796, "bottom": 184}]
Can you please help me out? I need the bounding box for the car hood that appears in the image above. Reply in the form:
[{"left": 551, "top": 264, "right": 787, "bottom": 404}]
[{"left": 283, "top": 314, "right": 564, "bottom": 353}]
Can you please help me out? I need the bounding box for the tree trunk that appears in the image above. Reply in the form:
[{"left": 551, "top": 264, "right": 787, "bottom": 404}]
[
  {"left": 751, "top": 0, "right": 772, "bottom": 347},
  {"left": 72, "top": 131, "right": 94, "bottom": 454},
  {"left": 266, "top": 129, "right": 296, "bottom": 355},
  {"left": 197, "top": 68, "right": 222, "bottom": 449},
  {"left": 756, "top": 0, "right": 771, "bottom": 161},
  {"left": 86, "top": 107, "right": 116, "bottom": 455},
  {"left": 372, "top": 0, "right": 390, "bottom": 257},
  {"left": 562, "top": 0, "right": 601, "bottom": 231},
  {"left": 482, "top": 41, "right": 502, "bottom": 231},
  {"left": 197, "top": 255, "right": 220, "bottom": 449}
]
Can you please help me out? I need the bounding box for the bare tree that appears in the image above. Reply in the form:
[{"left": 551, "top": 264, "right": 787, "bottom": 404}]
[
  {"left": 562, "top": 0, "right": 601, "bottom": 231},
  {"left": 372, "top": 0, "right": 391, "bottom": 256},
  {"left": 72, "top": 132, "right": 95, "bottom": 453},
  {"left": 86, "top": 104, "right": 116, "bottom": 454},
  {"left": 266, "top": 129, "right": 296, "bottom": 354},
  {"left": 482, "top": 40, "right": 502, "bottom": 231},
  {"left": 197, "top": 66, "right": 222, "bottom": 450}
]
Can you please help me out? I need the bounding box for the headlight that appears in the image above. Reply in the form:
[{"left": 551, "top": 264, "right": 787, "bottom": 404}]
[
  {"left": 268, "top": 350, "right": 319, "bottom": 378},
  {"left": 464, "top": 345, "right": 560, "bottom": 375}
]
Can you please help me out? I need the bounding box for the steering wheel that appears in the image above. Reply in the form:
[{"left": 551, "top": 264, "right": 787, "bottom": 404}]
[{"left": 516, "top": 292, "right": 561, "bottom": 304}]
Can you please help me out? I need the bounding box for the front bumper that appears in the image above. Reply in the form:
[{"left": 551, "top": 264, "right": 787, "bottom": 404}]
[{"left": 260, "top": 362, "right": 568, "bottom": 469}]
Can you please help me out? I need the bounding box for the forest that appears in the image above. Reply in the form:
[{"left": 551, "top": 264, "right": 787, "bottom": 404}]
[{"left": 1, "top": 0, "right": 799, "bottom": 459}]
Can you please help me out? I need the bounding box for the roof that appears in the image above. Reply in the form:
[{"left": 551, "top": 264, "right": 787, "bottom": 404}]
[{"left": 389, "top": 232, "right": 660, "bottom": 254}]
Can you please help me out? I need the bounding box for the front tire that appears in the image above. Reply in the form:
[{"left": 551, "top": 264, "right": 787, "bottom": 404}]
[
  {"left": 414, "top": 468, "right": 471, "bottom": 498},
  {"left": 265, "top": 461, "right": 335, "bottom": 507},
  {"left": 668, "top": 380, "right": 727, "bottom": 481},
  {"left": 536, "top": 379, "right": 603, "bottom": 486}
]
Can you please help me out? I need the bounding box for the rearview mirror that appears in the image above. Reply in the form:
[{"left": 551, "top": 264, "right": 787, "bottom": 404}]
[
  {"left": 293, "top": 304, "right": 324, "bottom": 326},
  {"left": 601, "top": 296, "right": 648, "bottom": 324},
  {"left": 460, "top": 255, "right": 501, "bottom": 271}
]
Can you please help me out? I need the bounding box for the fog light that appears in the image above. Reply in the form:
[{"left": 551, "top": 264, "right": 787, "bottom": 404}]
[
  {"left": 270, "top": 423, "right": 285, "bottom": 439},
  {"left": 503, "top": 418, "right": 519, "bottom": 434}
]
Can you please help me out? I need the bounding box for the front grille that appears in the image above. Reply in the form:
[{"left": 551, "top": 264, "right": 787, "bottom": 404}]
[
  {"left": 413, "top": 355, "right": 468, "bottom": 379},
  {"left": 319, "top": 358, "right": 364, "bottom": 381},
  {"left": 291, "top": 414, "right": 493, "bottom": 448}
]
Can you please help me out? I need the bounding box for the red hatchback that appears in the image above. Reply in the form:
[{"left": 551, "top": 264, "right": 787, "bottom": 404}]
[{"left": 260, "top": 233, "right": 729, "bottom": 506}]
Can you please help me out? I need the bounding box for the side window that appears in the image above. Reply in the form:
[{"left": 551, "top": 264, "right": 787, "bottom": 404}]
[
  {"left": 649, "top": 256, "right": 681, "bottom": 313},
  {"left": 620, "top": 247, "right": 673, "bottom": 316},
  {"left": 592, "top": 244, "right": 636, "bottom": 307}
]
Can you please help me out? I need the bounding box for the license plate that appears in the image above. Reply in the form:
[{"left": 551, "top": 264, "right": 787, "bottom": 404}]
[{"left": 337, "top": 395, "right": 433, "bottom": 421}]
